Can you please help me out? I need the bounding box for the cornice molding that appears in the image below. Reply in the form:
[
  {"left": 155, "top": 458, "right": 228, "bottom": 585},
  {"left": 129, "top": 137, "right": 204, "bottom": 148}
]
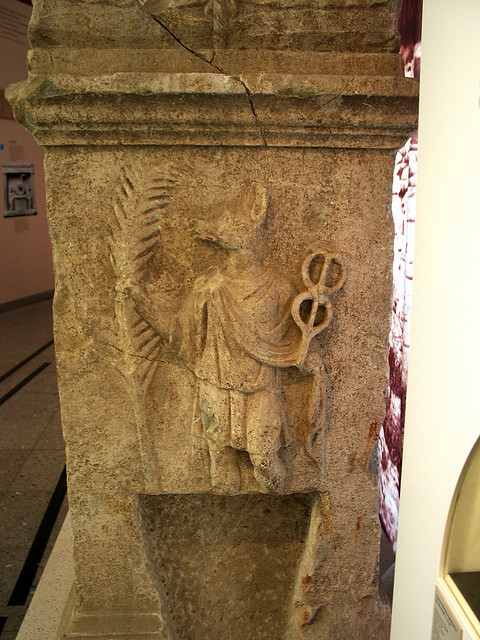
[{"left": 7, "top": 70, "right": 418, "bottom": 149}]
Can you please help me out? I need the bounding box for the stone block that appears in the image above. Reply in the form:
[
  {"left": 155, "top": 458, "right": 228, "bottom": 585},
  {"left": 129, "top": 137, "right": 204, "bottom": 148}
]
[{"left": 6, "top": 0, "right": 418, "bottom": 637}]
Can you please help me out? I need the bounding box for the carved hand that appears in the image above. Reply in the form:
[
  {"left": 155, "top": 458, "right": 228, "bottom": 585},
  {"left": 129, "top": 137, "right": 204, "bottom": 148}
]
[{"left": 298, "top": 343, "right": 324, "bottom": 375}]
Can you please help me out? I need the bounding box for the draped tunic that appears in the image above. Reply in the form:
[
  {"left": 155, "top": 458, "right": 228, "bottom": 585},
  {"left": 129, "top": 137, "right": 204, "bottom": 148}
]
[{"left": 172, "top": 266, "right": 300, "bottom": 453}]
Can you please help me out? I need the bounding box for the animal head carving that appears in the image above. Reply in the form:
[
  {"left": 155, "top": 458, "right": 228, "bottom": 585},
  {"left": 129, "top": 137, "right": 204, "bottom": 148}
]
[{"left": 191, "top": 183, "right": 268, "bottom": 251}]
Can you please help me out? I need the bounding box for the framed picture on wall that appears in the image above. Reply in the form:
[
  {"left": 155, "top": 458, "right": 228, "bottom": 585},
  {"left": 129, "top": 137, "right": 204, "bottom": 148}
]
[{"left": 2, "top": 162, "right": 37, "bottom": 217}]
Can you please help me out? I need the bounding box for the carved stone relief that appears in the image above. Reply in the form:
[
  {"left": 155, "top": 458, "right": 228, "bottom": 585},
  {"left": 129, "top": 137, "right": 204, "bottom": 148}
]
[
  {"left": 2, "top": 163, "right": 36, "bottom": 218},
  {"left": 6, "top": 0, "right": 419, "bottom": 636},
  {"left": 138, "top": 0, "right": 400, "bottom": 53},
  {"left": 38, "top": 141, "right": 400, "bottom": 638},
  {"left": 107, "top": 168, "right": 344, "bottom": 495}
]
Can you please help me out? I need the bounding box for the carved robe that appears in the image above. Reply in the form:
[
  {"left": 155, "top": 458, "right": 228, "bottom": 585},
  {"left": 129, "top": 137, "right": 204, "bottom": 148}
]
[{"left": 174, "top": 266, "right": 300, "bottom": 455}]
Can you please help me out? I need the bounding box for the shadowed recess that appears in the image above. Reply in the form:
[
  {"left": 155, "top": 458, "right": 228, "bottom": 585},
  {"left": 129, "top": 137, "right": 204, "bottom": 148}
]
[{"left": 138, "top": 492, "right": 312, "bottom": 640}]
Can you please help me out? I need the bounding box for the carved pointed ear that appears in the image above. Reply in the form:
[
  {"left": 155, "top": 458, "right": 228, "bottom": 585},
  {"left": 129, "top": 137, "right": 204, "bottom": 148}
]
[{"left": 249, "top": 184, "right": 268, "bottom": 223}]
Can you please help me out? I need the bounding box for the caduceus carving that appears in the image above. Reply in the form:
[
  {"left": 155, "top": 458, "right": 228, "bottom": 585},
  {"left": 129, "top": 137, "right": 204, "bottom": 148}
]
[
  {"left": 108, "top": 166, "right": 182, "bottom": 493},
  {"left": 292, "top": 252, "right": 346, "bottom": 467}
]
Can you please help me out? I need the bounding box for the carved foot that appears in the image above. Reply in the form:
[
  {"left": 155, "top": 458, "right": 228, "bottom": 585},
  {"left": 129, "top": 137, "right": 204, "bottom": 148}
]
[
  {"left": 250, "top": 452, "right": 287, "bottom": 494},
  {"left": 208, "top": 443, "right": 242, "bottom": 493}
]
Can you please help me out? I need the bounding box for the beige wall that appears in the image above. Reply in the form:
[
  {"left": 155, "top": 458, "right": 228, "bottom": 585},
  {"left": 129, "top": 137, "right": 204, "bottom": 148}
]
[
  {"left": 0, "top": 119, "right": 54, "bottom": 305},
  {"left": 0, "top": 0, "right": 54, "bottom": 305},
  {"left": 391, "top": 0, "right": 480, "bottom": 638}
]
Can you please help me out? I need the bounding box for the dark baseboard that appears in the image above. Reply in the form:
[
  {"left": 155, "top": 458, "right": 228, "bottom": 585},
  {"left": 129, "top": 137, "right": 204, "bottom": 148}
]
[{"left": 0, "top": 289, "right": 54, "bottom": 313}]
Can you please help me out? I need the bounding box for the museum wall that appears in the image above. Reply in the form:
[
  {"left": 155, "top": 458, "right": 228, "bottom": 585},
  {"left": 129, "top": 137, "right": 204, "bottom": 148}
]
[
  {"left": 391, "top": 0, "right": 480, "bottom": 637},
  {"left": 0, "top": 0, "right": 54, "bottom": 307}
]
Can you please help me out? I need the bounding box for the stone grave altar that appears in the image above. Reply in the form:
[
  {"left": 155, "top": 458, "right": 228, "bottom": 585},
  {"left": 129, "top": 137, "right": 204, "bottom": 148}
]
[{"left": 7, "top": 0, "right": 418, "bottom": 637}]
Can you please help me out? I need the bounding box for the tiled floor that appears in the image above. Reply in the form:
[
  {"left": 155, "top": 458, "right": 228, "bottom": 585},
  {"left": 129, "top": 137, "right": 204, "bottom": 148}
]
[{"left": 0, "top": 299, "right": 67, "bottom": 640}]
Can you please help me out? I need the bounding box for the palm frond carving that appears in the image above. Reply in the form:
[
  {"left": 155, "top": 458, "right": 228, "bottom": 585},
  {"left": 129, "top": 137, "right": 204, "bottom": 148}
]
[{"left": 109, "top": 164, "right": 182, "bottom": 492}]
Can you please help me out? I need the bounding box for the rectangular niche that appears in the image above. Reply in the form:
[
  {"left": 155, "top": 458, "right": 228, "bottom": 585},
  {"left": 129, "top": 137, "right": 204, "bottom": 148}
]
[
  {"left": 138, "top": 492, "right": 313, "bottom": 640},
  {"left": 2, "top": 163, "right": 37, "bottom": 218}
]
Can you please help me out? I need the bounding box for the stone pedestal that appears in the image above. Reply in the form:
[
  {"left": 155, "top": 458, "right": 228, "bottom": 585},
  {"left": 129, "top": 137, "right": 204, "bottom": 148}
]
[{"left": 7, "top": 1, "right": 417, "bottom": 638}]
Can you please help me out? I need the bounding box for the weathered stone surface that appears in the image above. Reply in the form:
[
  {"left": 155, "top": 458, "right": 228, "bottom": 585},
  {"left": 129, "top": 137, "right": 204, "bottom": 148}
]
[
  {"left": 44, "top": 144, "right": 395, "bottom": 637},
  {"left": 29, "top": 0, "right": 401, "bottom": 52},
  {"left": 9, "top": 67, "right": 417, "bottom": 147},
  {"left": 138, "top": 493, "right": 311, "bottom": 640},
  {"left": 7, "top": 0, "right": 417, "bottom": 637}
]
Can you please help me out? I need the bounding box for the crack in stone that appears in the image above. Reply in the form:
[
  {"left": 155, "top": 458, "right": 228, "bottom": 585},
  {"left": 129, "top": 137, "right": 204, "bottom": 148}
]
[
  {"left": 92, "top": 332, "right": 168, "bottom": 364},
  {"left": 318, "top": 78, "right": 355, "bottom": 109},
  {"left": 150, "top": 14, "right": 268, "bottom": 147},
  {"left": 151, "top": 15, "right": 219, "bottom": 67},
  {"left": 94, "top": 335, "right": 202, "bottom": 384},
  {"left": 239, "top": 79, "right": 268, "bottom": 147}
]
